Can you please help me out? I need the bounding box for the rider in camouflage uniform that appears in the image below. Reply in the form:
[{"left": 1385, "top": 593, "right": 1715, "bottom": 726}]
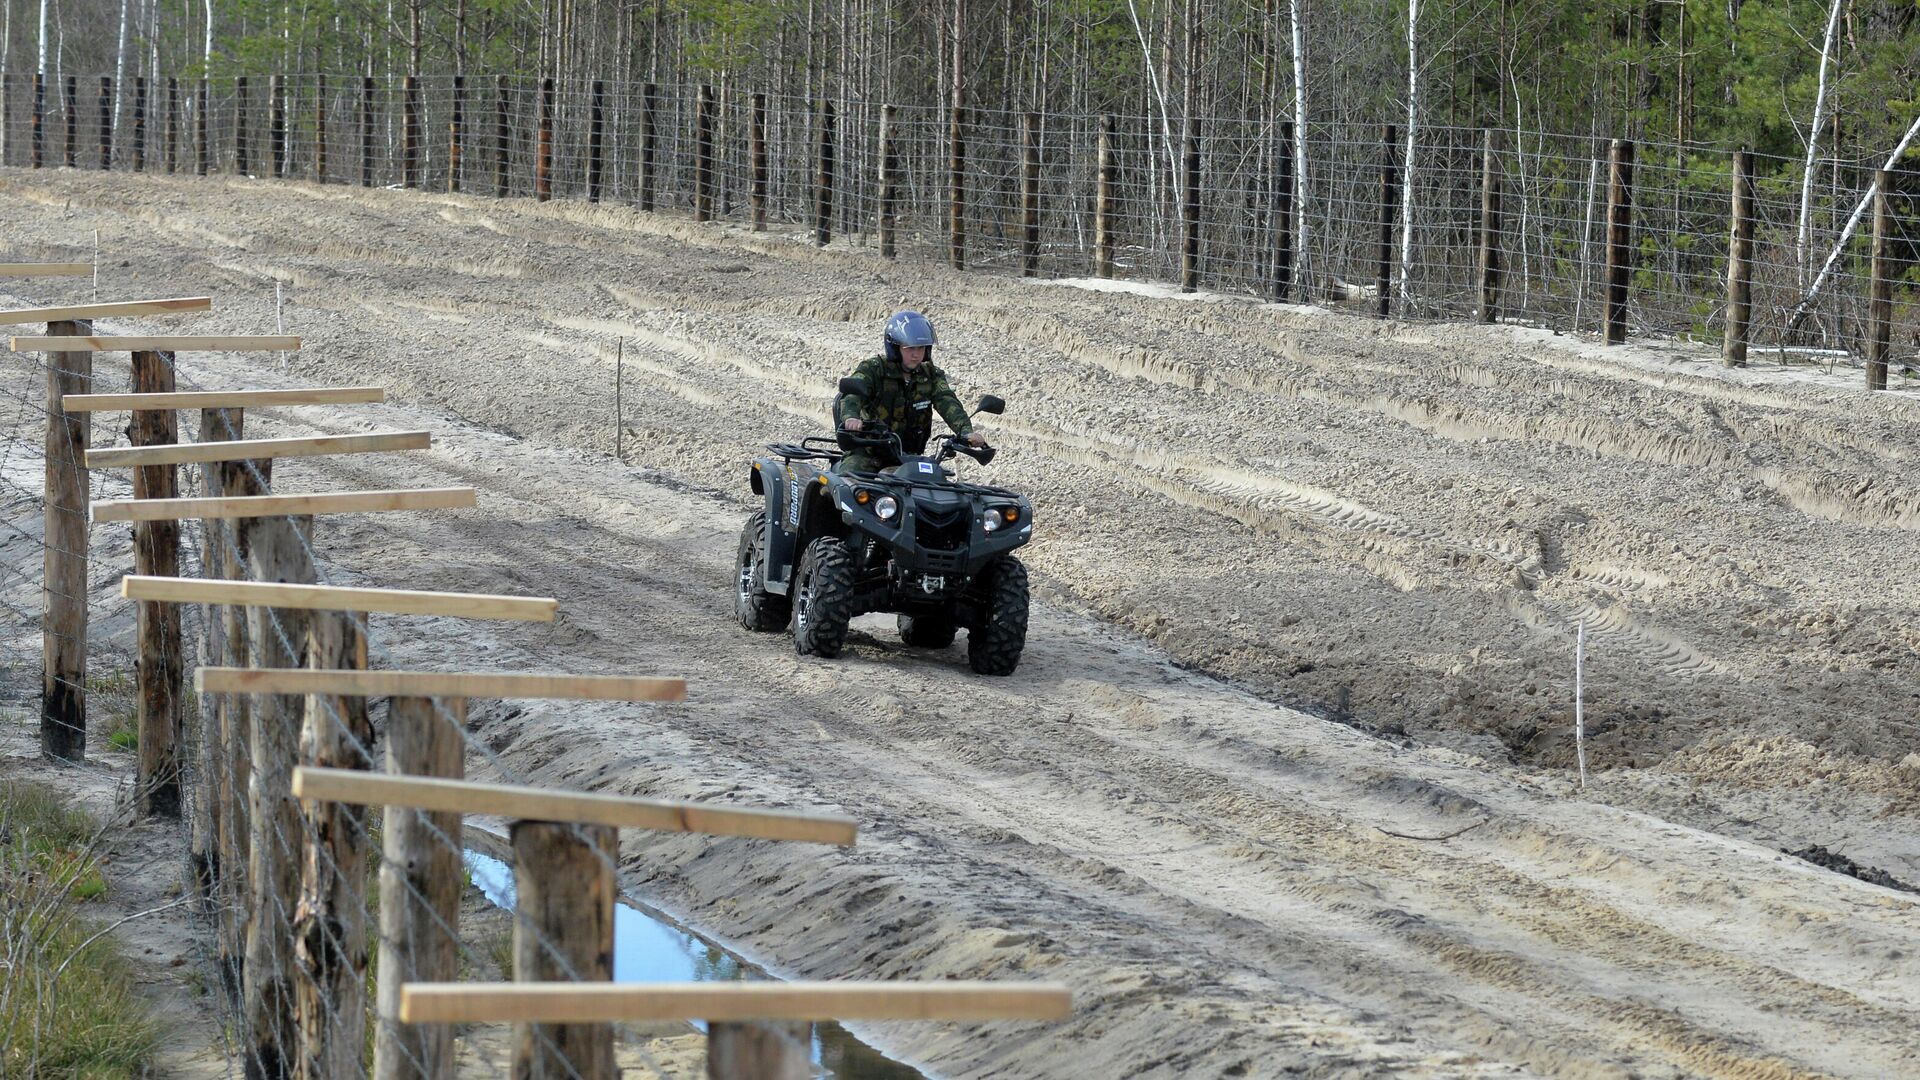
[{"left": 834, "top": 310, "right": 987, "bottom": 473}]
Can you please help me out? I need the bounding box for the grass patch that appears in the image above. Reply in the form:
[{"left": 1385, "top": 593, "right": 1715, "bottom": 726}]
[{"left": 0, "top": 780, "right": 161, "bottom": 1077}]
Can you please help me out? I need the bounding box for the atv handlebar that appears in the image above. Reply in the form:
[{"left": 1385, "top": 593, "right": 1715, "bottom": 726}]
[{"left": 938, "top": 435, "right": 997, "bottom": 466}]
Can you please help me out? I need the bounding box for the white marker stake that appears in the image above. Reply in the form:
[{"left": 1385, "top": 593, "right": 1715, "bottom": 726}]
[
  {"left": 92, "top": 230, "right": 100, "bottom": 300},
  {"left": 276, "top": 281, "right": 286, "bottom": 371},
  {"left": 1574, "top": 618, "right": 1588, "bottom": 790}
]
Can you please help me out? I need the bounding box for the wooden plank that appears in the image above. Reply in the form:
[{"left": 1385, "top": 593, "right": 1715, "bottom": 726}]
[
  {"left": 10, "top": 335, "right": 301, "bottom": 352},
  {"left": 86, "top": 430, "right": 429, "bottom": 467},
  {"left": 62, "top": 386, "right": 384, "bottom": 412},
  {"left": 0, "top": 262, "right": 92, "bottom": 277},
  {"left": 93, "top": 486, "right": 477, "bottom": 522},
  {"left": 290, "top": 768, "right": 854, "bottom": 846},
  {"left": 123, "top": 576, "right": 558, "bottom": 622},
  {"left": 196, "top": 668, "right": 685, "bottom": 701},
  {"left": 0, "top": 296, "right": 211, "bottom": 325},
  {"left": 399, "top": 982, "right": 1074, "bottom": 1025}
]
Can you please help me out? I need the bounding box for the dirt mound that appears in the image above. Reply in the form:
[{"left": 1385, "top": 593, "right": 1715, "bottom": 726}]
[{"left": 1786, "top": 845, "right": 1920, "bottom": 893}]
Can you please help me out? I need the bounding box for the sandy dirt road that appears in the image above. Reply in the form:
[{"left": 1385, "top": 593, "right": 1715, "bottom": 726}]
[{"left": 2, "top": 169, "right": 1917, "bottom": 1077}]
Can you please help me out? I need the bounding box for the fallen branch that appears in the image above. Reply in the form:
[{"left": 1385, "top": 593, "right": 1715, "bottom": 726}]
[
  {"left": 1787, "top": 112, "right": 1920, "bottom": 330},
  {"left": 1375, "top": 819, "right": 1488, "bottom": 841}
]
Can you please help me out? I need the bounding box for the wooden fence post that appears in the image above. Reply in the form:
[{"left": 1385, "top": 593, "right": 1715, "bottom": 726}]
[
  {"left": 448, "top": 74, "right": 465, "bottom": 194},
  {"left": 271, "top": 76, "right": 286, "bottom": 178},
  {"left": 749, "top": 92, "right": 768, "bottom": 230},
  {"left": 1376, "top": 124, "right": 1397, "bottom": 317},
  {"left": 131, "top": 351, "right": 182, "bottom": 818},
  {"left": 586, "top": 79, "right": 605, "bottom": 203},
  {"left": 877, "top": 103, "right": 898, "bottom": 256},
  {"left": 708, "top": 1024, "right": 812, "bottom": 1080},
  {"left": 403, "top": 76, "right": 420, "bottom": 189},
  {"left": 166, "top": 78, "right": 177, "bottom": 173},
  {"left": 211, "top": 421, "right": 264, "bottom": 999},
  {"left": 695, "top": 84, "right": 715, "bottom": 221},
  {"left": 188, "top": 407, "right": 242, "bottom": 913},
  {"left": 42, "top": 319, "right": 92, "bottom": 763},
  {"left": 235, "top": 76, "right": 249, "bottom": 175},
  {"left": 815, "top": 100, "right": 836, "bottom": 246},
  {"left": 374, "top": 694, "right": 466, "bottom": 1080},
  {"left": 1478, "top": 128, "right": 1502, "bottom": 324},
  {"left": 360, "top": 76, "right": 374, "bottom": 188},
  {"left": 242, "top": 512, "right": 316, "bottom": 1080},
  {"left": 98, "top": 76, "right": 111, "bottom": 169},
  {"left": 294, "top": 612, "right": 372, "bottom": 1080},
  {"left": 949, "top": 104, "right": 966, "bottom": 270},
  {"left": 1095, "top": 115, "right": 1116, "bottom": 279},
  {"left": 1868, "top": 168, "right": 1893, "bottom": 392},
  {"left": 196, "top": 78, "right": 208, "bottom": 176},
  {"left": 639, "top": 82, "right": 658, "bottom": 212},
  {"left": 315, "top": 74, "right": 328, "bottom": 183},
  {"left": 1723, "top": 149, "right": 1754, "bottom": 367},
  {"left": 495, "top": 75, "right": 510, "bottom": 198},
  {"left": 64, "top": 74, "right": 76, "bottom": 168},
  {"left": 31, "top": 71, "right": 43, "bottom": 168},
  {"left": 1181, "top": 129, "right": 1201, "bottom": 292},
  {"left": 1603, "top": 139, "right": 1634, "bottom": 344},
  {"left": 536, "top": 77, "right": 553, "bottom": 202},
  {"left": 1021, "top": 112, "right": 1041, "bottom": 276},
  {"left": 511, "top": 821, "right": 617, "bottom": 1080},
  {"left": 1274, "top": 120, "right": 1295, "bottom": 300},
  {"left": 132, "top": 76, "right": 146, "bottom": 172}
]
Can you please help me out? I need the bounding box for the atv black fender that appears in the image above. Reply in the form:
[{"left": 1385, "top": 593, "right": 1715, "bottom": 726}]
[{"left": 756, "top": 458, "right": 840, "bottom": 595}]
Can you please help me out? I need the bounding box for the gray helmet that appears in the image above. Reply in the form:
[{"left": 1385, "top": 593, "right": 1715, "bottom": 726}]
[{"left": 883, "top": 310, "right": 937, "bottom": 364}]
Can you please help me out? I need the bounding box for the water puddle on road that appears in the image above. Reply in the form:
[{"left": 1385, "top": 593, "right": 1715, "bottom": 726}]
[{"left": 464, "top": 850, "right": 926, "bottom": 1079}]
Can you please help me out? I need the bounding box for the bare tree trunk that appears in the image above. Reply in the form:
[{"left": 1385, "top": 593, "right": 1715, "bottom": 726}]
[
  {"left": 1289, "top": 0, "right": 1309, "bottom": 296},
  {"left": 112, "top": 0, "right": 127, "bottom": 140},
  {"left": 1795, "top": 0, "right": 1845, "bottom": 283},
  {"left": 1398, "top": 0, "right": 1418, "bottom": 304}
]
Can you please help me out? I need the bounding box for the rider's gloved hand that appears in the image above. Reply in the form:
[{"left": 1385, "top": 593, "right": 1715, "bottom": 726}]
[
  {"left": 967, "top": 432, "right": 987, "bottom": 448},
  {"left": 842, "top": 418, "right": 865, "bottom": 432}
]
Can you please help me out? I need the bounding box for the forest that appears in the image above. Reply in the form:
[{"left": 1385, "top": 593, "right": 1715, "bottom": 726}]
[{"left": 2, "top": 0, "right": 1917, "bottom": 163}]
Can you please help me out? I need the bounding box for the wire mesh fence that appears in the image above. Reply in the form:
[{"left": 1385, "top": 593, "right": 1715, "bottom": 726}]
[
  {"left": 4, "top": 71, "right": 1917, "bottom": 367},
  {"left": 0, "top": 315, "right": 827, "bottom": 1077}
]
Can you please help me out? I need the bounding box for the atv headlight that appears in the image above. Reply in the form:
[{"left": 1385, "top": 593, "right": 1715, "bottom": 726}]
[
  {"left": 983, "top": 510, "right": 1002, "bottom": 533},
  {"left": 875, "top": 496, "right": 899, "bottom": 522}
]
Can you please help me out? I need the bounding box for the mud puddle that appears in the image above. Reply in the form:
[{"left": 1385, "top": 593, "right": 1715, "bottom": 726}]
[{"left": 464, "top": 850, "right": 925, "bottom": 1079}]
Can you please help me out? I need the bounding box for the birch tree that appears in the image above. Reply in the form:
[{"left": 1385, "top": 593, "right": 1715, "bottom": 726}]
[
  {"left": 1290, "top": 0, "right": 1309, "bottom": 296},
  {"left": 1398, "top": 0, "right": 1418, "bottom": 303},
  {"left": 1795, "top": 0, "right": 1845, "bottom": 282}
]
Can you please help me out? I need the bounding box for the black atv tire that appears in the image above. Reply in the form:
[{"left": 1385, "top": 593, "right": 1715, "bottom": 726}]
[
  {"left": 967, "top": 556, "right": 1029, "bottom": 676},
  {"left": 735, "top": 511, "right": 791, "bottom": 632},
  {"left": 897, "top": 613, "right": 957, "bottom": 649},
  {"left": 792, "top": 536, "right": 856, "bottom": 658}
]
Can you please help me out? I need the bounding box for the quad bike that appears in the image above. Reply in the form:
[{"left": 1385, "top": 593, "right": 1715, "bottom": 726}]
[{"left": 735, "top": 380, "right": 1034, "bottom": 675}]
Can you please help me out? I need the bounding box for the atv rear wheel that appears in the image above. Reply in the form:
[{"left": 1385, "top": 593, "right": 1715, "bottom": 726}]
[
  {"left": 967, "top": 556, "right": 1029, "bottom": 676},
  {"left": 735, "top": 511, "right": 791, "bottom": 632},
  {"left": 897, "top": 613, "right": 957, "bottom": 649},
  {"left": 792, "top": 536, "right": 855, "bottom": 657}
]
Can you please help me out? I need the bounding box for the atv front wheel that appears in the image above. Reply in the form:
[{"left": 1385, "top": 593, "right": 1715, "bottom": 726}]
[
  {"left": 897, "top": 613, "right": 957, "bottom": 649},
  {"left": 967, "top": 556, "right": 1029, "bottom": 676},
  {"left": 735, "top": 511, "right": 791, "bottom": 632},
  {"left": 792, "top": 537, "right": 855, "bottom": 657}
]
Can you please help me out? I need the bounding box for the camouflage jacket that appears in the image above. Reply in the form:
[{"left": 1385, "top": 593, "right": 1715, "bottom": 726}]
[{"left": 833, "top": 354, "right": 973, "bottom": 453}]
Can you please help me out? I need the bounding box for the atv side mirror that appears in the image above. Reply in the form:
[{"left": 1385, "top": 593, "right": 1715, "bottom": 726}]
[
  {"left": 976, "top": 394, "right": 1006, "bottom": 415},
  {"left": 838, "top": 377, "right": 871, "bottom": 398}
]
